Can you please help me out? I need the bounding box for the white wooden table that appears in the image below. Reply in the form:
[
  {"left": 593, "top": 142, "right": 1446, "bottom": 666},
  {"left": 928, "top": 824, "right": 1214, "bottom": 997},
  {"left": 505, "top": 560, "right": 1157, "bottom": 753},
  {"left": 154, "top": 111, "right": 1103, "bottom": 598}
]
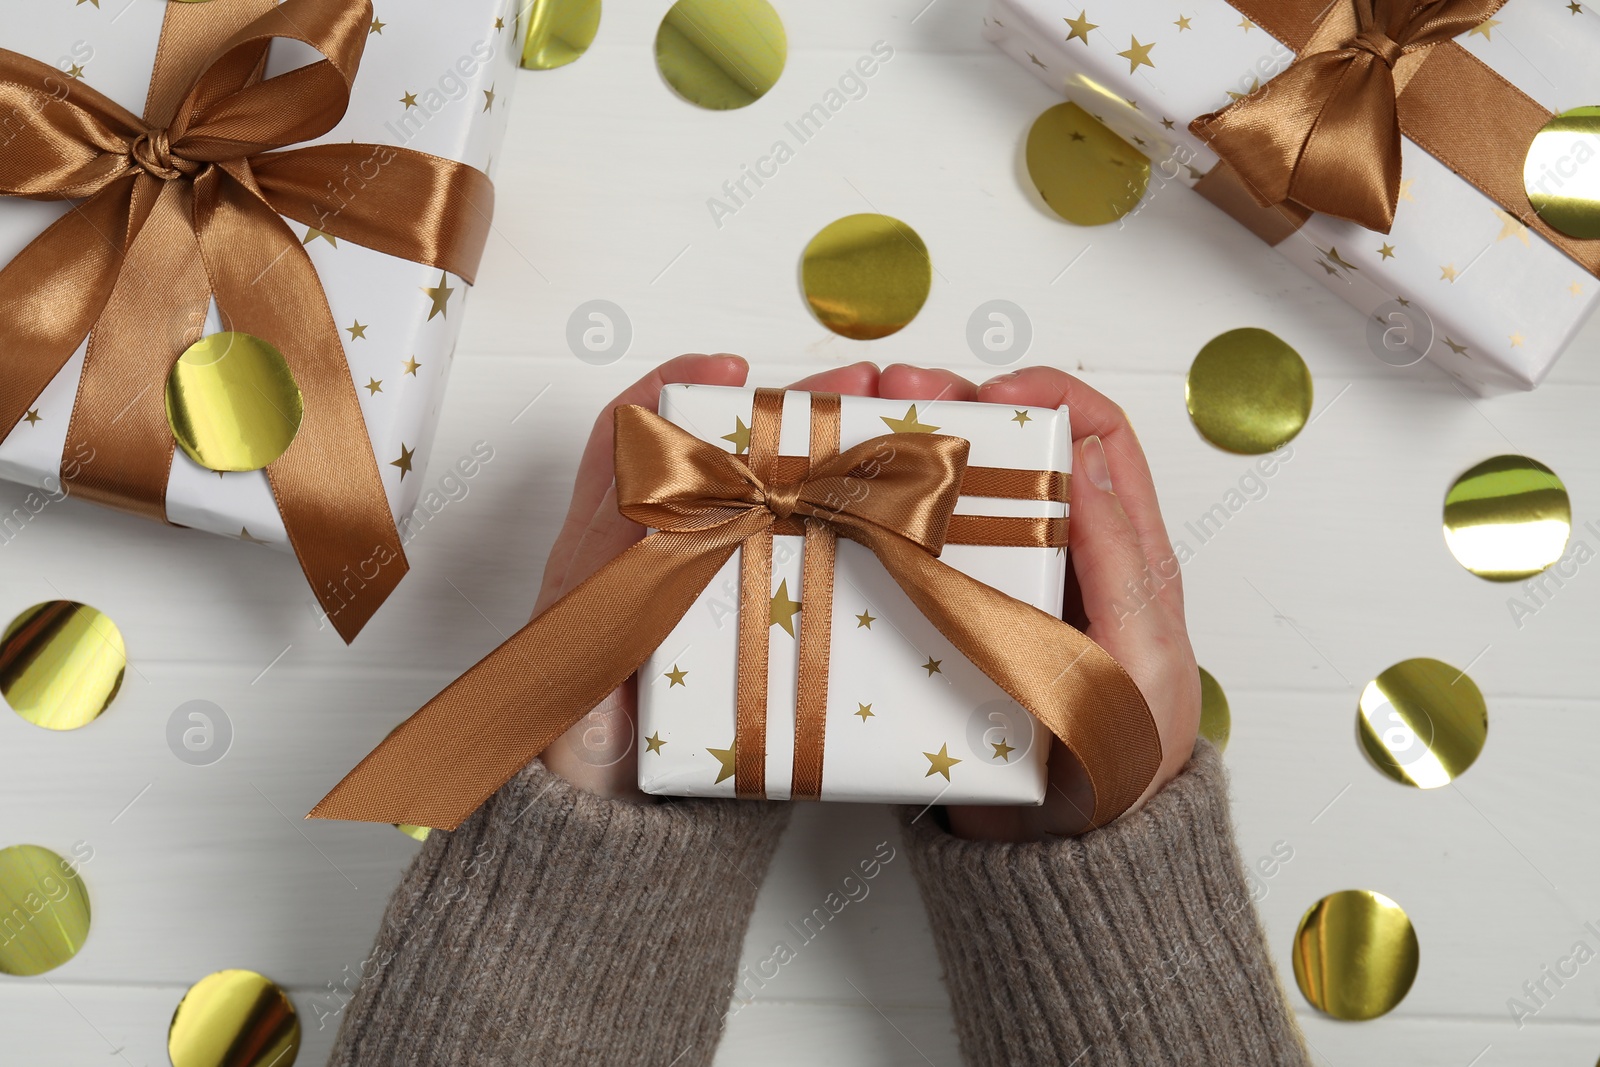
[{"left": 5, "top": 2, "right": 1600, "bottom": 1064}]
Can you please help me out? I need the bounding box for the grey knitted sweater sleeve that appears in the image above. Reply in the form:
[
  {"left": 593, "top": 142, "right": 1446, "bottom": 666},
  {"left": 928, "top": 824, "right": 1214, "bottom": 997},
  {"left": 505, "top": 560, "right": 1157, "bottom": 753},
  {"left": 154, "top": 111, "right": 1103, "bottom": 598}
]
[
  {"left": 328, "top": 743, "right": 1307, "bottom": 1066},
  {"left": 900, "top": 741, "right": 1312, "bottom": 1067}
]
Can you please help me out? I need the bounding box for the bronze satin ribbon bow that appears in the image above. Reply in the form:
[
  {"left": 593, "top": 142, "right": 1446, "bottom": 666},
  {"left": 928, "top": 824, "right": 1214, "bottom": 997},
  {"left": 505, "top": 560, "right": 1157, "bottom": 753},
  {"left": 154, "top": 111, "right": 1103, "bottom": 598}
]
[
  {"left": 0, "top": 0, "right": 494, "bottom": 642},
  {"left": 1190, "top": 0, "right": 1600, "bottom": 276},
  {"left": 311, "top": 393, "right": 1163, "bottom": 831}
]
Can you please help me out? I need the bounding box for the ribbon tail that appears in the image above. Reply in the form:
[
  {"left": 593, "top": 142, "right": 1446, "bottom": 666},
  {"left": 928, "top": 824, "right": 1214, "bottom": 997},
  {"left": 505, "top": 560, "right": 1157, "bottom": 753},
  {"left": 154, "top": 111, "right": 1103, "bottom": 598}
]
[
  {"left": 858, "top": 530, "right": 1162, "bottom": 827},
  {"left": 309, "top": 517, "right": 770, "bottom": 828}
]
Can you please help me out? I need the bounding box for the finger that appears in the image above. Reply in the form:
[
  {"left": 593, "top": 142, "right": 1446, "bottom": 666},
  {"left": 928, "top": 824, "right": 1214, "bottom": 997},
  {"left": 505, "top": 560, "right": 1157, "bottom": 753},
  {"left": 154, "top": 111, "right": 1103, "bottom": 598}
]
[
  {"left": 537, "top": 354, "right": 749, "bottom": 609},
  {"left": 1069, "top": 434, "right": 1167, "bottom": 642},
  {"left": 878, "top": 364, "right": 979, "bottom": 403},
  {"left": 549, "top": 485, "right": 647, "bottom": 607},
  {"left": 786, "top": 360, "right": 880, "bottom": 397},
  {"left": 978, "top": 366, "right": 1180, "bottom": 614}
]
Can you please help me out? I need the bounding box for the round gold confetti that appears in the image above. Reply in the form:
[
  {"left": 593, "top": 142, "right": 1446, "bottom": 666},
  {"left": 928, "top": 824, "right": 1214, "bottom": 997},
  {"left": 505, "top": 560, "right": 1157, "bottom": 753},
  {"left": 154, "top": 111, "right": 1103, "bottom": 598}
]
[
  {"left": 655, "top": 0, "right": 786, "bottom": 110},
  {"left": 396, "top": 824, "right": 432, "bottom": 842},
  {"left": 801, "top": 213, "right": 932, "bottom": 340},
  {"left": 1185, "top": 328, "right": 1312, "bottom": 454},
  {"left": 1197, "top": 666, "right": 1229, "bottom": 753},
  {"left": 1025, "top": 102, "right": 1150, "bottom": 225},
  {"left": 166, "top": 332, "right": 303, "bottom": 473},
  {"left": 1524, "top": 106, "right": 1600, "bottom": 240},
  {"left": 169, "top": 969, "right": 301, "bottom": 1067},
  {"left": 0, "top": 844, "right": 91, "bottom": 976},
  {"left": 1357, "top": 657, "right": 1487, "bottom": 790},
  {"left": 1, "top": 601, "right": 126, "bottom": 731},
  {"left": 1442, "top": 455, "right": 1571, "bottom": 582},
  {"left": 1293, "top": 889, "right": 1418, "bottom": 1020},
  {"left": 521, "top": 0, "right": 601, "bottom": 70}
]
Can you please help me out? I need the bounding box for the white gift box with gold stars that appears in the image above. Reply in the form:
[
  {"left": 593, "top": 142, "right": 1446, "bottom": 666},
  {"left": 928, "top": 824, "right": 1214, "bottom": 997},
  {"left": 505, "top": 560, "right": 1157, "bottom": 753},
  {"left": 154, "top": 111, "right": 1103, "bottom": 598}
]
[
  {"left": 0, "top": 0, "right": 518, "bottom": 548},
  {"left": 987, "top": 0, "right": 1600, "bottom": 394},
  {"left": 637, "top": 385, "right": 1071, "bottom": 805}
]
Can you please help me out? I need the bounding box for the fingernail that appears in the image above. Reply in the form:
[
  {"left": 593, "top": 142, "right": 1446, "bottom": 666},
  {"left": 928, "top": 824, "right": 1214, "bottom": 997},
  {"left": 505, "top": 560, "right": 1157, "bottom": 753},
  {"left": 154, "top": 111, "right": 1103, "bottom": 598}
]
[
  {"left": 982, "top": 372, "right": 1018, "bottom": 387},
  {"left": 1083, "top": 435, "right": 1113, "bottom": 492}
]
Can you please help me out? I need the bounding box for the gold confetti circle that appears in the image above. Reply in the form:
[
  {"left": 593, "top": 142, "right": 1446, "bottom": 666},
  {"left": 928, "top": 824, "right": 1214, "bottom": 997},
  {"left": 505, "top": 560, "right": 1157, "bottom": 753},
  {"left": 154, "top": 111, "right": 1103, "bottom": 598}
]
[
  {"left": 1357, "top": 657, "right": 1487, "bottom": 790},
  {"left": 1524, "top": 106, "right": 1600, "bottom": 240},
  {"left": 521, "top": 0, "right": 601, "bottom": 70},
  {"left": 1197, "top": 666, "right": 1230, "bottom": 753},
  {"left": 166, "top": 332, "right": 303, "bottom": 473},
  {"left": 655, "top": 0, "right": 786, "bottom": 110},
  {"left": 396, "top": 824, "right": 432, "bottom": 842},
  {"left": 1, "top": 601, "right": 126, "bottom": 731},
  {"left": 0, "top": 844, "right": 92, "bottom": 976},
  {"left": 1443, "top": 455, "right": 1571, "bottom": 582},
  {"left": 1025, "top": 102, "right": 1150, "bottom": 225},
  {"left": 1293, "top": 889, "right": 1419, "bottom": 1020},
  {"left": 1185, "top": 328, "right": 1312, "bottom": 454},
  {"left": 801, "top": 214, "right": 932, "bottom": 340},
  {"left": 169, "top": 969, "right": 301, "bottom": 1067}
]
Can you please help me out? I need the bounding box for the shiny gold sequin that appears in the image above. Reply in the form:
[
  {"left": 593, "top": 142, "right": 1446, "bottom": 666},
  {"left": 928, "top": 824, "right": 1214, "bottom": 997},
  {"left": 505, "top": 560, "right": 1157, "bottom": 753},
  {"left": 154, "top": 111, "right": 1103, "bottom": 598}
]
[
  {"left": 1025, "top": 102, "right": 1150, "bottom": 225},
  {"left": 1443, "top": 455, "right": 1571, "bottom": 581},
  {"left": 801, "top": 214, "right": 932, "bottom": 340},
  {"left": 1185, "top": 328, "right": 1312, "bottom": 454},
  {"left": 0, "top": 845, "right": 91, "bottom": 976},
  {"left": 655, "top": 0, "right": 786, "bottom": 110},
  {"left": 1197, "top": 666, "right": 1229, "bottom": 753},
  {"left": 166, "top": 332, "right": 303, "bottom": 472},
  {"left": 1293, "top": 889, "right": 1419, "bottom": 1020},
  {"left": 1, "top": 601, "right": 126, "bottom": 731},
  {"left": 396, "top": 824, "right": 432, "bottom": 842},
  {"left": 169, "top": 969, "right": 301, "bottom": 1067},
  {"left": 1357, "top": 657, "right": 1487, "bottom": 789},
  {"left": 1524, "top": 106, "right": 1600, "bottom": 240},
  {"left": 521, "top": 0, "right": 602, "bottom": 70}
]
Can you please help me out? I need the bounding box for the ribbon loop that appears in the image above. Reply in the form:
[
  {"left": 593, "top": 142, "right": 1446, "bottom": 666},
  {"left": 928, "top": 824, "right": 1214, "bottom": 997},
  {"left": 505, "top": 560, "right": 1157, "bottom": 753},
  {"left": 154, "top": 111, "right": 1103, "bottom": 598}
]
[{"left": 128, "top": 130, "right": 197, "bottom": 180}]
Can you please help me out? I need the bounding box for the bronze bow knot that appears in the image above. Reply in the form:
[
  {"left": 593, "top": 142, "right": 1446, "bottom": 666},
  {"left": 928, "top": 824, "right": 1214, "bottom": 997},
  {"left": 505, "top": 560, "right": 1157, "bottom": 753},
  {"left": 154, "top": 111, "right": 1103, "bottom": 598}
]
[
  {"left": 0, "top": 0, "right": 494, "bottom": 641},
  {"left": 1191, "top": 0, "right": 1508, "bottom": 233},
  {"left": 310, "top": 399, "right": 1162, "bottom": 832}
]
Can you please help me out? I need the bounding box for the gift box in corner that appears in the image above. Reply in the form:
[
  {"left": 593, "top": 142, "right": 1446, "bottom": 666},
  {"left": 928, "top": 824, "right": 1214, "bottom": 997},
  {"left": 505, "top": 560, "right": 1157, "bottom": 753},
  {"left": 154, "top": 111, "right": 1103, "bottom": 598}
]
[
  {"left": 987, "top": 0, "right": 1600, "bottom": 394},
  {"left": 0, "top": 0, "right": 520, "bottom": 639},
  {"left": 637, "top": 385, "right": 1072, "bottom": 805}
]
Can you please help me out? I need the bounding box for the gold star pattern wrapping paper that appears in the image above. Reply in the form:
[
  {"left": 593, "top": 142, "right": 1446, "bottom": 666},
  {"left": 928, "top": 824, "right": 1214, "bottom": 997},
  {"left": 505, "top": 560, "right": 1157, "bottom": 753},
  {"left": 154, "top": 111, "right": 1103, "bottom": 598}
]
[
  {"left": 984, "top": 0, "right": 1600, "bottom": 394},
  {"left": 0, "top": 0, "right": 520, "bottom": 546},
  {"left": 637, "top": 385, "right": 1070, "bottom": 804}
]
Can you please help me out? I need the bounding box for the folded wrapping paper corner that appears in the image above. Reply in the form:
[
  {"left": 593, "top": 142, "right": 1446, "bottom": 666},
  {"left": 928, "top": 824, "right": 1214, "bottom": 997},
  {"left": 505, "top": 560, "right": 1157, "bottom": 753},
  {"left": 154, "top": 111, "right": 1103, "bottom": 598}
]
[
  {"left": 309, "top": 388, "right": 1163, "bottom": 831},
  {"left": 0, "top": 0, "right": 505, "bottom": 641}
]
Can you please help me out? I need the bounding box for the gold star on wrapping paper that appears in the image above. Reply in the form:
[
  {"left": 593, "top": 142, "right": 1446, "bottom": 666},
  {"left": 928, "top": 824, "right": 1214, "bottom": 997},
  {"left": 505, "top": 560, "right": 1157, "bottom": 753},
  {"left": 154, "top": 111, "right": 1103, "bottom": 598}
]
[
  {"left": 707, "top": 743, "right": 737, "bottom": 784},
  {"left": 991, "top": 739, "right": 1016, "bottom": 762},
  {"left": 769, "top": 580, "right": 801, "bottom": 636},
  {"left": 1027, "top": 51, "right": 1047, "bottom": 68},
  {"left": 1440, "top": 264, "right": 1459, "bottom": 282},
  {"left": 1011, "top": 409, "right": 1032, "bottom": 426},
  {"left": 65, "top": 64, "right": 85, "bottom": 80},
  {"left": 1396, "top": 295, "right": 1412, "bottom": 306},
  {"left": 238, "top": 527, "right": 271, "bottom": 545},
  {"left": 304, "top": 226, "right": 338, "bottom": 247},
  {"left": 1570, "top": 282, "right": 1585, "bottom": 297},
  {"left": 402, "top": 355, "right": 422, "bottom": 376},
  {"left": 1133, "top": 136, "right": 1147, "bottom": 147},
  {"left": 922, "top": 656, "right": 943, "bottom": 676},
  {"left": 1509, "top": 332, "right": 1525, "bottom": 348},
  {"left": 483, "top": 84, "right": 497, "bottom": 112},
  {"left": 880, "top": 404, "right": 939, "bottom": 434},
  {"left": 1443, "top": 337, "right": 1470, "bottom": 356},
  {"left": 923, "top": 743, "right": 962, "bottom": 781},
  {"left": 645, "top": 732, "right": 667, "bottom": 754},
  {"left": 346, "top": 320, "right": 368, "bottom": 340},
  {"left": 1161, "top": 117, "right": 1176, "bottom": 130},
  {"left": 1239, "top": 16, "right": 1256, "bottom": 31},
  {"left": 391, "top": 443, "right": 414, "bottom": 479},
  {"left": 1378, "top": 243, "right": 1396, "bottom": 260},
  {"left": 1468, "top": 17, "right": 1500, "bottom": 39},
  {"left": 721, "top": 416, "right": 751, "bottom": 455},
  {"left": 76, "top": 0, "right": 97, "bottom": 6},
  {"left": 364, "top": 378, "right": 383, "bottom": 395},
  {"left": 1227, "top": 78, "right": 1260, "bottom": 102},
  {"left": 855, "top": 703, "right": 874, "bottom": 721},
  {"left": 495, "top": 16, "right": 506, "bottom": 30},
  {"left": 665, "top": 664, "right": 688, "bottom": 687},
  {"left": 1069, "top": 129, "right": 1087, "bottom": 142},
  {"left": 1063, "top": 11, "right": 1097, "bottom": 44},
  {"left": 855, "top": 610, "right": 875, "bottom": 629},
  {"left": 1570, "top": 2, "right": 1584, "bottom": 13},
  {"left": 423, "top": 274, "right": 455, "bottom": 320},
  {"left": 1398, "top": 179, "right": 1416, "bottom": 202},
  {"left": 1494, "top": 209, "right": 1531, "bottom": 246},
  {"left": 369, "top": 18, "right": 385, "bottom": 34},
  {"left": 1125, "top": 98, "right": 1140, "bottom": 110},
  {"left": 22, "top": 409, "right": 41, "bottom": 426},
  {"left": 1317, "top": 260, "right": 1340, "bottom": 276},
  {"left": 1117, "top": 36, "right": 1155, "bottom": 73},
  {"left": 400, "top": 91, "right": 418, "bottom": 108},
  {"left": 1175, "top": 15, "right": 1192, "bottom": 30}
]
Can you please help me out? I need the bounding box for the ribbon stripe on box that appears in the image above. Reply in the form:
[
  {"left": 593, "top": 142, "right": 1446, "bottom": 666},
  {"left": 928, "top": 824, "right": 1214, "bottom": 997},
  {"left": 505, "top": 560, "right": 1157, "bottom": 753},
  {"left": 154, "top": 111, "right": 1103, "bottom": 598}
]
[
  {"left": 0, "top": 0, "right": 495, "bottom": 642},
  {"left": 311, "top": 388, "right": 1162, "bottom": 831}
]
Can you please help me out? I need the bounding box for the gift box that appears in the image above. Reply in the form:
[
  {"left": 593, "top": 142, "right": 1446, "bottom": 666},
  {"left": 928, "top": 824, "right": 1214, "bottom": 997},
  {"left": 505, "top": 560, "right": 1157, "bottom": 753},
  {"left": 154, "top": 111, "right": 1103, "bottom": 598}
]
[
  {"left": 636, "top": 385, "right": 1071, "bottom": 805},
  {"left": 987, "top": 0, "right": 1600, "bottom": 394},
  {"left": 0, "top": 0, "right": 518, "bottom": 639}
]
